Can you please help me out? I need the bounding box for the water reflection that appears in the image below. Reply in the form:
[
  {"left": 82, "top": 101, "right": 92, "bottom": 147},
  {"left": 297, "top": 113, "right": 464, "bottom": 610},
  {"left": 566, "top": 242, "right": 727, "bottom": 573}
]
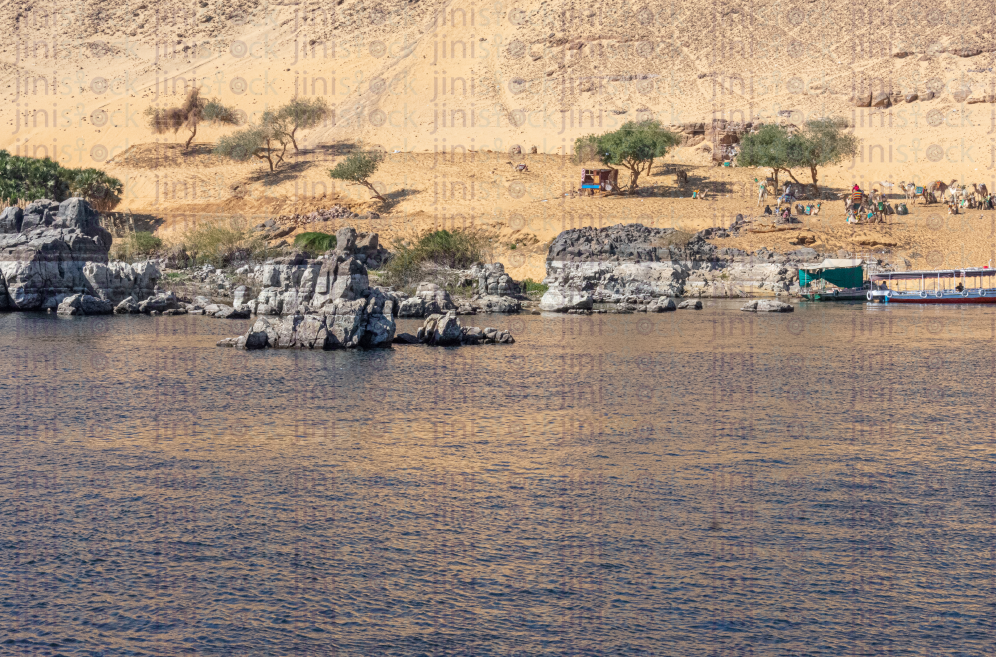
[{"left": 1, "top": 302, "right": 994, "bottom": 655}]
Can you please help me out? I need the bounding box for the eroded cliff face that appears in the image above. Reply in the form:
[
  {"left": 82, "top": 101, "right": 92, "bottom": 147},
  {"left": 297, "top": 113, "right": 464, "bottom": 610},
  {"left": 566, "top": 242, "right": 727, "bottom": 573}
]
[{"left": 0, "top": 199, "right": 158, "bottom": 310}]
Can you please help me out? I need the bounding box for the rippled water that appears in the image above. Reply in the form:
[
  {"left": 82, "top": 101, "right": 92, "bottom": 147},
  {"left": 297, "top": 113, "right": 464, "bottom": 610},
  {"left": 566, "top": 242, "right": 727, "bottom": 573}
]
[{"left": 2, "top": 303, "right": 995, "bottom": 656}]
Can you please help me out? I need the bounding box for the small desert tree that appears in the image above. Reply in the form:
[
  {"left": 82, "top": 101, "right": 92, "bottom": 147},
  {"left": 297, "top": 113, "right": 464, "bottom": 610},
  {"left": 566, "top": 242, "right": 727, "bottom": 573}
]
[
  {"left": 574, "top": 120, "right": 681, "bottom": 191},
  {"left": 276, "top": 98, "right": 331, "bottom": 151},
  {"left": 144, "top": 88, "right": 241, "bottom": 150},
  {"left": 213, "top": 112, "right": 291, "bottom": 172},
  {"left": 793, "top": 117, "right": 860, "bottom": 195},
  {"left": 328, "top": 151, "right": 385, "bottom": 202},
  {"left": 737, "top": 124, "right": 798, "bottom": 190}
]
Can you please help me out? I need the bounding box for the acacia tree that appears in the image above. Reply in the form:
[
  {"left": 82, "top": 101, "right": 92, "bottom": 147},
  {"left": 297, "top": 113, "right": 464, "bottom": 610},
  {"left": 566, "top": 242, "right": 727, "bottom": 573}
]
[
  {"left": 144, "top": 88, "right": 241, "bottom": 150},
  {"left": 794, "top": 117, "right": 860, "bottom": 195},
  {"left": 328, "top": 151, "right": 385, "bottom": 202},
  {"left": 213, "top": 112, "right": 292, "bottom": 172},
  {"left": 574, "top": 120, "right": 681, "bottom": 191},
  {"left": 276, "top": 98, "right": 331, "bottom": 151},
  {"left": 737, "top": 124, "right": 799, "bottom": 190}
]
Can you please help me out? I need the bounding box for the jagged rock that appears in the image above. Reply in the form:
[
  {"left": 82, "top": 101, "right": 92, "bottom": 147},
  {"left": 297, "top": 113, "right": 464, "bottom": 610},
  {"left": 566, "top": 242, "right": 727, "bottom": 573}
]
[
  {"left": 335, "top": 226, "right": 357, "bottom": 254},
  {"left": 853, "top": 92, "right": 872, "bottom": 107},
  {"left": 472, "top": 263, "right": 521, "bottom": 296},
  {"left": 539, "top": 288, "right": 593, "bottom": 312},
  {"left": 905, "top": 93, "right": 918, "bottom": 103},
  {"left": 233, "top": 285, "right": 249, "bottom": 309},
  {"left": 114, "top": 297, "right": 140, "bottom": 314},
  {"left": 648, "top": 297, "right": 677, "bottom": 312},
  {"left": 216, "top": 337, "right": 240, "bottom": 347},
  {"left": 871, "top": 92, "right": 892, "bottom": 108},
  {"left": 138, "top": 292, "right": 179, "bottom": 314},
  {"left": 677, "top": 299, "right": 703, "bottom": 309},
  {"left": 58, "top": 293, "right": 113, "bottom": 316},
  {"left": 0, "top": 198, "right": 122, "bottom": 310},
  {"left": 397, "top": 282, "right": 456, "bottom": 317},
  {"left": 741, "top": 299, "right": 794, "bottom": 312},
  {"left": 473, "top": 295, "right": 521, "bottom": 313}
]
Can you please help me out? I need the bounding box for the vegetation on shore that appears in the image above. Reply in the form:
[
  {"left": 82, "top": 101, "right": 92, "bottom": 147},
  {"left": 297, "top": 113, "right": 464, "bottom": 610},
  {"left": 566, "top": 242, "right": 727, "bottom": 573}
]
[
  {"left": 293, "top": 231, "right": 337, "bottom": 256},
  {"left": 738, "top": 118, "right": 859, "bottom": 194},
  {"left": 382, "top": 229, "right": 486, "bottom": 290},
  {"left": 575, "top": 120, "right": 682, "bottom": 191},
  {"left": 0, "top": 150, "right": 123, "bottom": 211}
]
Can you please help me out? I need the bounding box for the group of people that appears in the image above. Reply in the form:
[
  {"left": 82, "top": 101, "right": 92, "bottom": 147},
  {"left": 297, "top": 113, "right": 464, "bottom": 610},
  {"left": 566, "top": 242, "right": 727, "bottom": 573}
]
[{"left": 845, "top": 184, "right": 908, "bottom": 224}]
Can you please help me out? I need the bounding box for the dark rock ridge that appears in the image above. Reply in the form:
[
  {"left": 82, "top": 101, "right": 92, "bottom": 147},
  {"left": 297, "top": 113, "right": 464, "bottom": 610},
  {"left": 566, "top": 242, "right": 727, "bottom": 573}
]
[
  {"left": 0, "top": 199, "right": 159, "bottom": 310},
  {"left": 541, "top": 224, "right": 823, "bottom": 308}
]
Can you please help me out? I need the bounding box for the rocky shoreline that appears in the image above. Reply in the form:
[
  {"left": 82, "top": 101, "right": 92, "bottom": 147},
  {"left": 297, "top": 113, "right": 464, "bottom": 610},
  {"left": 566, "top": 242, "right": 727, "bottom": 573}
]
[{"left": 2, "top": 203, "right": 813, "bottom": 342}]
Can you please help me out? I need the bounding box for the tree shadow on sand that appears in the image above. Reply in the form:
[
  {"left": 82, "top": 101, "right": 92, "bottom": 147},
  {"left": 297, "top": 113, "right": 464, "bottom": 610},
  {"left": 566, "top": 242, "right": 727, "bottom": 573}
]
[
  {"left": 379, "top": 187, "right": 422, "bottom": 210},
  {"left": 244, "top": 160, "right": 313, "bottom": 186}
]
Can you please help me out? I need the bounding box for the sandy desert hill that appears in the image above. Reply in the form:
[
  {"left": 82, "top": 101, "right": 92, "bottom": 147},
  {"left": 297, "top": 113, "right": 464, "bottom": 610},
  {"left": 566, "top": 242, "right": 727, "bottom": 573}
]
[{"left": 2, "top": 0, "right": 996, "bottom": 278}]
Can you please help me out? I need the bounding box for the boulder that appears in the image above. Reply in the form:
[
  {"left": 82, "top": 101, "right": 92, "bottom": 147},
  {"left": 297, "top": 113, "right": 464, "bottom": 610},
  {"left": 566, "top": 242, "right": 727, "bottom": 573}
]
[
  {"left": 472, "top": 263, "right": 521, "bottom": 296},
  {"left": 921, "top": 91, "right": 935, "bottom": 101},
  {"left": 138, "top": 292, "right": 179, "bottom": 314},
  {"left": 473, "top": 295, "right": 521, "bottom": 313},
  {"left": 56, "top": 293, "right": 113, "bottom": 316},
  {"left": 677, "top": 299, "right": 703, "bottom": 309},
  {"left": 853, "top": 92, "right": 872, "bottom": 107},
  {"left": 871, "top": 92, "right": 891, "bottom": 108},
  {"left": 397, "top": 282, "right": 456, "bottom": 317},
  {"left": 648, "top": 297, "right": 676, "bottom": 312},
  {"left": 539, "top": 288, "right": 593, "bottom": 312},
  {"left": 232, "top": 285, "right": 250, "bottom": 309},
  {"left": 432, "top": 311, "right": 464, "bottom": 345},
  {"left": 741, "top": 299, "right": 794, "bottom": 312},
  {"left": 335, "top": 226, "right": 357, "bottom": 255},
  {"left": 905, "top": 93, "right": 918, "bottom": 103},
  {"left": 114, "top": 297, "right": 140, "bottom": 314}
]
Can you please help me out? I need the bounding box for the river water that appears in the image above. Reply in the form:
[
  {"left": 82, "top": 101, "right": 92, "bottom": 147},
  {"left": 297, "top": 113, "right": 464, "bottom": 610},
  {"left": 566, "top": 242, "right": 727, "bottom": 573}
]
[{"left": 1, "top": 302, "right": 994, "bottom": 656}]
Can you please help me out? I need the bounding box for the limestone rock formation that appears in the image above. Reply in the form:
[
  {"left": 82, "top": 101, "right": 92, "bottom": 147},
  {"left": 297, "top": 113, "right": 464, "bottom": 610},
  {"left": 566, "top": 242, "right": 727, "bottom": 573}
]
[
  {"left": 397, "top": 282, "right": 457, "bottom": 317},
  {"left": 0, "top": 198, "right": 159, "bottom": 311}
]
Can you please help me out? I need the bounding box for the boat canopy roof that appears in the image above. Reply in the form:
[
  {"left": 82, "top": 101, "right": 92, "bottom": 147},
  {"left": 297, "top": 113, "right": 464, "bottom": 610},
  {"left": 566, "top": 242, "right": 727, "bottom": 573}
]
[
  {"left": 798, "top": 258, "right": 863, "bottom": 271},
  {"left": 870, "top": 267, "right": 996, "bottom": 281}
]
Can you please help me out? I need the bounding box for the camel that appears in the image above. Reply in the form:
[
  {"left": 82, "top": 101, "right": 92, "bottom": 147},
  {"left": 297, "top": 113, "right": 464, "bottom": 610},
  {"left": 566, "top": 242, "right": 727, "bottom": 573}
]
[
  {"left": 927, "top": 179, "right": 957, "bottom": 204},
  {"left": 973, "top": 183, "right": 989, "bottom": 201},
  {"left": 900, "top": 181, "right": 918, "bottom": 202}
]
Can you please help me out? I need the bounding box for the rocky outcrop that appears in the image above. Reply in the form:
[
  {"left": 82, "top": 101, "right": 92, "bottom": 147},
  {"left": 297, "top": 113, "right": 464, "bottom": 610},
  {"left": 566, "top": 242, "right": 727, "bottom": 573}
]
[
  {"left": 472, "top": 295, "right": 521, "bottom": 314},
  {"left": 400, "top": 312, "right": 514, "bottom": 346},
  {"left": 541, "top": 224, "right": 815, "bottom": 310},
  {"left": 222, "top": 289, "right": 397, "bottom": 350},
  {"left": 398, "top": 282, "right": 456, "bottom": 317},
  {"left": 334, "top": 227, "right": 390, "bottom": 268},
  {"left": 471, "top": 263, "right": 521, "bottom": 296},
  {"left": 0, "top": 198, "right": 159, "bottom": 310}
]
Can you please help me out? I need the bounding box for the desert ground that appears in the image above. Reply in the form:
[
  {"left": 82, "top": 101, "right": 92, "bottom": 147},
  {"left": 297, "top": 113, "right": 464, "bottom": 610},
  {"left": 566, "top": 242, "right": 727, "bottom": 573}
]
[{"left": 3, "top": 0, "right": 996, "bottom": 278}]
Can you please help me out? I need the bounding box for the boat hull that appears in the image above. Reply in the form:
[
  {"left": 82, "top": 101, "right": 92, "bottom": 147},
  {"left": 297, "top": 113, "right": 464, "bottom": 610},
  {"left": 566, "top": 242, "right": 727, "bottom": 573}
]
[{"left": 868, "top": 290, "right": 996, "bottom": 303}]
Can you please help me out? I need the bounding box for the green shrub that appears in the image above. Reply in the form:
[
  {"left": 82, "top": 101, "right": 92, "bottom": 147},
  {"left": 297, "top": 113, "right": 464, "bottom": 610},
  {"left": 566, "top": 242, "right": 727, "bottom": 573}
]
[
  {"left": 382, "top": 229, "right": 486, "bottom": 289},
  {"left": 0, "top": 150, "right": 123, "bottom": 210},
  {"left": 111, "top": 231, "right": 163, "bottom": 261},
  {"left": 294, "top": 231, "right": 337, "bottom": 255},
  {"left": 521, "top": 278, "right": 549, "bottom": 294},
  {"left": 171, "top": 216, "right": 272, "bottom": 266}
]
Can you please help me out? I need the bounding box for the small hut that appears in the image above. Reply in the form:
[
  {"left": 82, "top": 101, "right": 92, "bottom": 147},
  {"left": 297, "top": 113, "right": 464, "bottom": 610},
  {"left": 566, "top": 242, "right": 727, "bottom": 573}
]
[{"left": 579, "top": 168, "right": 619, "bottom": 196}]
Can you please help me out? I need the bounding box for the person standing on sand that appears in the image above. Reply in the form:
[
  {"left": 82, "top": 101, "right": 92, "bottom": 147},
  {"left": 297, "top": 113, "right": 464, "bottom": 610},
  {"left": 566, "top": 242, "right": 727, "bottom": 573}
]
[{"left": 850, "top": 184, "right": 863, "bottom": 212}]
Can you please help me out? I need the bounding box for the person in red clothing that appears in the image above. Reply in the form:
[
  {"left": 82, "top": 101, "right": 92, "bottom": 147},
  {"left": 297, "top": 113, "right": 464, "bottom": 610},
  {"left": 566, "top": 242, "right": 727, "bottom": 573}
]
[{"left": 850, "top": 184, "right": 864, "bottom": 212}]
